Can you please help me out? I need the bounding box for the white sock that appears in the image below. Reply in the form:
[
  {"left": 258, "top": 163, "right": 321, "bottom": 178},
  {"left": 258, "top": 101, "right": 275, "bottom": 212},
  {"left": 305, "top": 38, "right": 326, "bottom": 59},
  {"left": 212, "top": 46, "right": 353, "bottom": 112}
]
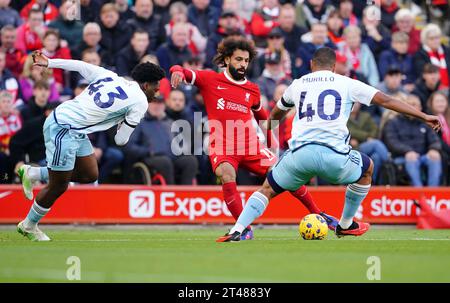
[
  {"left": 339, "top": 218, "right": 353, "bottom": 229},
  {"left": 27, "top": 167, "right": 41, "bottom": 182},
  {"left": 230, "top": 223, "right": 246, "bottom": 234}
]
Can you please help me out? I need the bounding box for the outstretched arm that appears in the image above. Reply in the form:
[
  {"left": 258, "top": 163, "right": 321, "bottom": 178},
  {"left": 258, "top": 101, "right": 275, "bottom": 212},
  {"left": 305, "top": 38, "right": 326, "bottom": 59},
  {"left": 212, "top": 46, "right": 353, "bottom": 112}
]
[
  {"left": 169, "top": 65, "right": 196, "bottom": 88},
  {"left": 32, "top": 50, "right": 110, "bottom": 83},
  {"left": 266, "top": 99, "right": 292, "bottom": 130},
  {"left": 371, "top": 92, "right": 441, "bottom": 131}
]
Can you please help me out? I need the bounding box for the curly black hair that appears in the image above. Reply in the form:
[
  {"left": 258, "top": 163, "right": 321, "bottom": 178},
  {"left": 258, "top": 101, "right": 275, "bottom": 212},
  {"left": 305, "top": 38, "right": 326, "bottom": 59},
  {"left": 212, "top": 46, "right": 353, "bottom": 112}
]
[
  {"left": 213, "top": 36, "right": 257, "bottom": 68},
  {"left": 131, "top": 62, "right": 166, "bottom": 84}
]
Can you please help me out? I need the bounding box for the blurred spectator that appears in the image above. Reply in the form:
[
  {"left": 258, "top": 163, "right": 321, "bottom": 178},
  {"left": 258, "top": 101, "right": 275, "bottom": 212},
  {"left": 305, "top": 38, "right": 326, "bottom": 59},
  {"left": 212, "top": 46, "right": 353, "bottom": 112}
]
[
  {"left": 377, "top": 67, "right": 407, "bottom": 97},
  {"left": 295, "top": 23, "right": 335, "bottom": 78},
  {"left": 296, "top": 0, "right": 333, "bottom": 30},
  {"left": 72, "top": 22, "right": 104, "bottom": 60},
  {"left": 338, "top": 25, "right": 379, "bottom": 86},
  {"left": 0, "top": 0, "right": 23, "bottom": 29},
  {"left": 380, "top": 0, "right": 400, "bottom": 30},
  {"left": 80, "top": 0, "right": 102, "bottom": 24},
  {"left": 327, "top": 9, "right": 344, "bottom": 45},
  {"left": 348, "top": 102, "right": 388, "bottom": 184},
  {"left": 89, "top": 131, "right": 124, "bottom": 184},
  {"left": 235, "top": 0, "right": 257, "bottom": 22},
  {"left": 15, "top": 7, "right": 47, "bottom": 54},
  {"left": 165, "top": 89, "right": 194, "bottom": 155},
  {"left": 257, "top": 51, "right": 291, "bottom": 102},
  {"left": 379, "top": 93, "right": 408, "bottom": 134},
  {"left": 359, "top": 5, "right": 391, "bottom": 60},
  {"left": 154, "top": 0, "right": 171, "bottom": 26},
  {"left": 414, "top": 23, "right": 450, "bottom": 90},
  {"left": 20, "top": 0, "right": 59, "bottom": 25},
  {"left": 116, "top": 29, "right": 151, "bottom": 77},
  {"left": 48, "top": 0, "right": 85, "bottom": 52},
  {"left": 222, "top": 0, "right": 250, "bottom": 34},
  {"left": 278, "top": 4, "right": 307, "bottom": 57},
  {"left": 0, "top": 50, "right": 22, "bottom": 107},
  {"left": 99, "top": 3, "right": 132, "bottom": 68},
  {"left": 0, "top": 25, "right": 26, "bottom": 78},
  {"left": 205, "top": 11, "right": 243, "bottom": 69},
  {"left": 338, "top": 0, "right": 358, "bottom": 27},
  {"left": 126, "top": 98, "right": 198, "bottom": 185},
  {"left": 156, "top": 23, "right": 193, "bottom": 77},
  {"left": 334, "top": 50, "right": 367, "bottom": 82},
  {"left": 114, "top": 0, "right": 133, "bottom": 22},
  {"left": 383, "top": 95, "right": 442, "bottom": 187},
  {"left": 378, "top": 32, "right": 415, "bottom": 89},
  {"left": 427, "top": 92, "right": 450, "bottom": 157},
  {"left": 392, "top": 8, "right": 421, "bottom": 55},
  {"left": 256, "top": 27, "right": 292, "bottom": 78},
  {"left": 187, "top": 0, "right": 220, "bottom": 38},
  {"left": 127, "top": 0, "right": 166, "bottom": 51},
  {"left": 166, "top": 2, "right": 207, "bottom": 57},
  {"left": 412, "top": 63, "right": 442, "bottom": 112},
  {"left": 9, "top": 102, "right": 60, "bottom": 176},
  {"left": 0, "top": 91, "right": 22, "bottom": 183},
  {"left": 41, "top": 29, "right": 72, "bottom": 90},
  {"left": 19, "top": 80, "right": 51, "bottom": 121},
  {"left": 19, "top": 55, "right": 59, "bottom": 103},
  {"left": 250, "top": 0, "right": 281, "bottom": 48}
]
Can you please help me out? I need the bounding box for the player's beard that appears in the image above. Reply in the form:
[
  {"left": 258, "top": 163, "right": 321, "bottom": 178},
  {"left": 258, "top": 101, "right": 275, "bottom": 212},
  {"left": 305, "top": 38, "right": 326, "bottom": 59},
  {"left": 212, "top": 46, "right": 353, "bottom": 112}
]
[{"left": 228, "top": 64, "right": 246, "bottom": 81}]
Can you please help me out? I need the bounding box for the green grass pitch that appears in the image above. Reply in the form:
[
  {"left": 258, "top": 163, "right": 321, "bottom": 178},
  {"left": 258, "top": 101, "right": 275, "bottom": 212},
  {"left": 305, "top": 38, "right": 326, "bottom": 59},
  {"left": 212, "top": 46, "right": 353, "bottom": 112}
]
[{"left": 1, "top": 226, "right": 449, "bottom": 283}]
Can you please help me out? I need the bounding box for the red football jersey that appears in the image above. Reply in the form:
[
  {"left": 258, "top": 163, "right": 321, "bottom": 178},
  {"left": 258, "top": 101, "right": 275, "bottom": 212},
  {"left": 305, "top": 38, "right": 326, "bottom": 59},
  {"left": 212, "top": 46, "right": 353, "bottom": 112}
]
[{"left": 190, "top": 69, "right": 262, "bottom": 156}]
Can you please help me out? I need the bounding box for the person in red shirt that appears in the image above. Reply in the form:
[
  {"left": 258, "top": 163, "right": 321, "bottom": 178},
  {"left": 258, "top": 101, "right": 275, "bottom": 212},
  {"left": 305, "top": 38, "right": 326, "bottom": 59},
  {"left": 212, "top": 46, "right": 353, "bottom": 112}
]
[
  {"left": 0, "top": 90, "right": 22, "bottom": 183},
  {"left": 20, "top": 0, "right": 59, "bottom": 25},
  {"left": 41, "top": 28, "right": 71, "bottom": 90},
  {"left": 15, "top": 7, "right": 47, "bottom": 54},
  {"left": 0, "top": 25, "right": 26, "bottom": 78},
  {"left": 170, "top": 37, "right": 338, "bottom": 239}
]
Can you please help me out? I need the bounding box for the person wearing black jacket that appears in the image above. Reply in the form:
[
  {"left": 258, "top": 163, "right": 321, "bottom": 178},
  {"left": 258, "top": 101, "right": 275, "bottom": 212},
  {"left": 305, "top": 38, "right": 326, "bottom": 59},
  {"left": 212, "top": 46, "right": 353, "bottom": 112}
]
[
  {"left": 19, "top": 80, "right": 52, "bottom": 122},
  {"left": 116, "top": 29, "right": 151, "bottom": 77},
  {"left": 127, "top": 0, "right": 166, "bottom": 52},
  {"left": 412, "top": 64, "right": 441, "bottom": 113},
  {"left": 98, "top": 3, "right": 132, "bottom": 68},
  {"left": 9, "top": 102, "right": 60, "bottom": 176},
  {"left": 382, "top": 95, "right": 442, "bottom": 187}
]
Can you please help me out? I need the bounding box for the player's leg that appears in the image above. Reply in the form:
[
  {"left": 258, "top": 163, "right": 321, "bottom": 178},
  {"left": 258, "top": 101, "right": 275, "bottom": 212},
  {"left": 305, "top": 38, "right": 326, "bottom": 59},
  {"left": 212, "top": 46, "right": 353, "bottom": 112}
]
[
  {"left": 217, "top": 150, "right": 308, "bottom": 242},
  {"left": 18, "top": 169, "right": 73, "bottom": 241},
  {"left": 214, "top": 159, "right": 242, "bottom": 221},
  {"left": 335, "top": 151, "right": 373, "bottom": 237},
  {"left": 70, "top": 154, "right": 99, "bottom": 184},
  {"left": 17, "top": 164, "right": 49, "bottom": 200},
  {"left": 241, "top": 148, "right": 338, "bottom": 230}
]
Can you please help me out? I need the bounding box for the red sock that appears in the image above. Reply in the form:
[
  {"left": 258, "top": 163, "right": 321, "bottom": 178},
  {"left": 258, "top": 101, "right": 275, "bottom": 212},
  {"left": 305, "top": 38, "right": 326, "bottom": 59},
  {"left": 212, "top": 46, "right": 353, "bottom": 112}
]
[
  {"left": 291, "top": 185, "right": 321, "bottom": 214},
  {"left": 222, "top": 182, "right": 252, "bottom": 230},
  {"left": 222, "top": 182, "right": 243, "bottom": 221}
]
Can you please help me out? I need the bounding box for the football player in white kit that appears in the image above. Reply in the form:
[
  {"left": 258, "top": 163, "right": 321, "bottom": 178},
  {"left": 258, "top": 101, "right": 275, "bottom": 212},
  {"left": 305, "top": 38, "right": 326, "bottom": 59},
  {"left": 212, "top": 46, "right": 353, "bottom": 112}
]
[
  {"left": 217, "top": 47, "right": 441, "bottom": 242},
  {"left": 17, "top": 51, "right": 165, "bottom": 241}
]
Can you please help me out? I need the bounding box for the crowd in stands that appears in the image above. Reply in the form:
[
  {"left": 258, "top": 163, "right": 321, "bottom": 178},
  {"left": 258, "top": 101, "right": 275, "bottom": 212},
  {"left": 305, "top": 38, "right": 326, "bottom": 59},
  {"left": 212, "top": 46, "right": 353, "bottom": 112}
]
[{"left": 1, "top": 0, "right": 450, "bottom": 187}]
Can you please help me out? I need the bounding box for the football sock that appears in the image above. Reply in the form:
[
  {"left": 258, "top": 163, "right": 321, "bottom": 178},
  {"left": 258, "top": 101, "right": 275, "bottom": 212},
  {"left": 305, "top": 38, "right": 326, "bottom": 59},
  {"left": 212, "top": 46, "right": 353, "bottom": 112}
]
[
  {"left": 23, "top": 200, "right": 50, "bottom": 229},
  {"left": 230, "top": 192, "right": 269, "bottom": 234},
  {"left": 291, "top": 185, "right": 321, "bottom": 214},
  {"left": 339, "top": 183, "right": 371, "bottom": 229},
  {"left": 222, "top": 182, "right": 243, "bottom": 221},
  {"left": 28, "top": 167, "right": 49, "bottom": 183}
]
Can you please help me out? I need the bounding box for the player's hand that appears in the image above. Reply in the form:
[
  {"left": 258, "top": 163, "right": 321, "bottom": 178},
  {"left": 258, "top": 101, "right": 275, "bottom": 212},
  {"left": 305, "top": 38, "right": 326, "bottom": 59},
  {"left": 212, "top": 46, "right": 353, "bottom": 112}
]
[
  {"left": 31, "top": 51, "right": 49, "bottom": 68},
  {"left": 424, "top": 114, "right": 441, "bottom": 132},
  {"left": 170, "top": 71, "right": 185, "bottom": 88}
]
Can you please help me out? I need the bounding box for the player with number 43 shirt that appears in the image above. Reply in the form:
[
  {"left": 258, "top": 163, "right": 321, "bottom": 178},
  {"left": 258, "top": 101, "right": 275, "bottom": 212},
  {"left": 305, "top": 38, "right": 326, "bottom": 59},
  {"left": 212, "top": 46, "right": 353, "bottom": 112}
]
[{"left": 16, "top": 51, "right": 165, "bottom": 241}]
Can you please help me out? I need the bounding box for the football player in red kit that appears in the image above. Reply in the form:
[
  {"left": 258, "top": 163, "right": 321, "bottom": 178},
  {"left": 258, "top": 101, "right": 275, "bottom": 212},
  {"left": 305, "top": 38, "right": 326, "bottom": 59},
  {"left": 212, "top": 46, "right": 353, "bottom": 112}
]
[{"left": 170, "top": 37, "right": 337, "bottom": 239}]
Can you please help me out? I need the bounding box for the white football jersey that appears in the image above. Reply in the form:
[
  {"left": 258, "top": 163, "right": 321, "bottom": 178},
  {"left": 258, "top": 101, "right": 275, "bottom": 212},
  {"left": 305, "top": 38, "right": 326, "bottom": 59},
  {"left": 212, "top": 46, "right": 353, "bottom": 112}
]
[
  {"left": 279, "top": 70, "right": 379, "bottom": 154},
  {"left": 48, "top": 59, "right": 148, "bottom": 134}
]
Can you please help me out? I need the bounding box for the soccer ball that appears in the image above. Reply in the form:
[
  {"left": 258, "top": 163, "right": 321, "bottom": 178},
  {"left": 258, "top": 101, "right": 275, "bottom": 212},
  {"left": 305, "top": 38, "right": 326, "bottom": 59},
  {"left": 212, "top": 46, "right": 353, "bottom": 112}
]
[{"left": 299, "top": 214, "right": 328, "bottom": 240}]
